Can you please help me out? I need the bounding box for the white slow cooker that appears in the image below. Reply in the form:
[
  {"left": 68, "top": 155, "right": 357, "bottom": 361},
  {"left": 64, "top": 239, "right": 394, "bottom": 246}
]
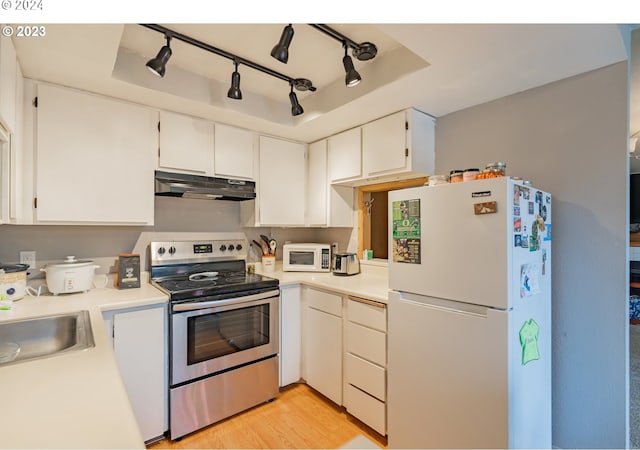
[
  {"left": 41, "top": 256, "right": 100, "bottom": 295},
  {"left": 0, "top": 263, "right": 29, "bottom": 301}
]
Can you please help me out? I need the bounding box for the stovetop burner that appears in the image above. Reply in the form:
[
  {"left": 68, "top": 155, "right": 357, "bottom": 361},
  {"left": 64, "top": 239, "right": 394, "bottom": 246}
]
[{"left": 188, "top": 271, "right": 219, "bottom": 281}]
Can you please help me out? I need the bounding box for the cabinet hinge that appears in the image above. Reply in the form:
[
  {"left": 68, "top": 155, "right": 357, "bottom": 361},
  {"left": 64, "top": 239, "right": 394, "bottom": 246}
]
[
  {"left": 405, "top": 148, "right": 409, "bottom": 157},
  {"left": 405, "top": 121, "right": 408, "bottom": 131},
  {"left": 33, "top": 97, "right": 38, "bottom": 108},
  {"left": 157, "top": 121, "right": 160, "bottom": 132},
  {"left": 33, "top": 197, "right": 37, "bottom": 209}
]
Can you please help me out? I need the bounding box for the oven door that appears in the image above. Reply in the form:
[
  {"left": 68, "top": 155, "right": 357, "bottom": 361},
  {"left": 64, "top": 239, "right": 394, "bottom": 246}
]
[{"left": 171, "top": 288, "right": 279, "bottom": 386}]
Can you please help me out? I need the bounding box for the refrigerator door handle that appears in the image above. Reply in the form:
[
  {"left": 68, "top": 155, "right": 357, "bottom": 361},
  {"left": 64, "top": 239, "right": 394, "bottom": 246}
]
[{"left": 397, "top": 291, "right": 507, "bottom": 317}]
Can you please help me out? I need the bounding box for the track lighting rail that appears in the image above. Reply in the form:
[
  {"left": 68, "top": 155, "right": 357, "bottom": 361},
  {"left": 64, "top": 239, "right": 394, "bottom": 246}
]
[
  {"left": 309, "top": 24, "right": 359, "bottom": 51},
  {"left": 309, "top": 24, "right": 378, "bottom": 61},
  {"left": 141, "top": 24, "right": 315, "bottom": 90}
]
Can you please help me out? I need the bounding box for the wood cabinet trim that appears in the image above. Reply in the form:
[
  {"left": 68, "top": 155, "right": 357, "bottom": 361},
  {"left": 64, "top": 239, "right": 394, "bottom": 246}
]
[{"left": 347, "top": 295, "right": 386, "bottom": 309}]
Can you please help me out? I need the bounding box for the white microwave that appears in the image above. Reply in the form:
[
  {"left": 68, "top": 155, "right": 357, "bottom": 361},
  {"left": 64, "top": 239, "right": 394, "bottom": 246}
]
[{"left": 282, "top": 243, "right": 331, "bottom": 272}]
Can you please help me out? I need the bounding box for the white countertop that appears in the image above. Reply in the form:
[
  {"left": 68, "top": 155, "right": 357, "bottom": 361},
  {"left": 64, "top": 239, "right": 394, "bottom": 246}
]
[
  {"left": 255, "top": 261, "right": 390, "bottom": 303},
  {"left": 0, "top": 263, "right": 389, "bottom": 449},
  {"left": 0, "top": 278, "right": 168, "bottom": 449}
]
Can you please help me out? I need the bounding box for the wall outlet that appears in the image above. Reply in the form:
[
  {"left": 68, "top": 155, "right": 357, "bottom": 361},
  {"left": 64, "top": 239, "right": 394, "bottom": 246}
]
[{"left": 20, "top": 251, "right": 36, "bottom": 269}]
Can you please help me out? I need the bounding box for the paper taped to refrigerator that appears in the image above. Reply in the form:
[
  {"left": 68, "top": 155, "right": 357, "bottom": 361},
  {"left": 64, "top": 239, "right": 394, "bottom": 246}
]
[
  {"left": 392, "top": 199, "right": 421, "bottom": 264},
  {"left": 520, "top": 263, "right": 541, "bottom": 298}
]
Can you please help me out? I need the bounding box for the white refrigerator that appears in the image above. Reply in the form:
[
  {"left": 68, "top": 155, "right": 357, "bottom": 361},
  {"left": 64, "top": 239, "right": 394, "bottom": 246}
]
[{"left": 387, "top": 177, "right": 552, "bottom": 449}]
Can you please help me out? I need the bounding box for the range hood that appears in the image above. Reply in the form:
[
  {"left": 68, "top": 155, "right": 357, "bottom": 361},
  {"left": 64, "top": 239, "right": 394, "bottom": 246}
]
[{"left": 155, "top": 170, "right": 256, "bottom": 201}]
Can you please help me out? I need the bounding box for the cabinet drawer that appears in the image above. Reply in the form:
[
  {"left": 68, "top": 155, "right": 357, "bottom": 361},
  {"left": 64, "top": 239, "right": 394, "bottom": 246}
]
[
  {"left": 344, "top": 383, "right": 386, "bottom": 436},
  {"left": 346, "top": 322, "right": 386, "bottom": 366},
  {"left": 345, "top": 353, "right": 385, "bottom": 401},
  {"left": 347, "top": 296, "right": 386, "bottom": 332},
  {"left": 306, "top": 288, "right": 342, "bottom": 317}
]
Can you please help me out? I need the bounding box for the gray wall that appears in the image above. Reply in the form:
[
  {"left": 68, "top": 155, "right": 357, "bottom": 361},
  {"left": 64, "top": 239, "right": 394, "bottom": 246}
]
[
  {"left": 435, "top": 62, "right": 628, "bottom": 448},
  {"left": 0, "top": 196, "right": 353, "bottom": 272}
]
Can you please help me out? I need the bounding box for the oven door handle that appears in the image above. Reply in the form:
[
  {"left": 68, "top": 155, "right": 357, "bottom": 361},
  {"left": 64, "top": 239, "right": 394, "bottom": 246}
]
[{"left": 172, "top": 289, "right": 280, "bottom": 312}]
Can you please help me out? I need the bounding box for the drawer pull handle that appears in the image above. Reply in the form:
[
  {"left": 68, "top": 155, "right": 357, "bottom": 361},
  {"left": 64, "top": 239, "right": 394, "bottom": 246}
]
[{"left": 348, "top": 296, "right": 386, "bottom": 309}]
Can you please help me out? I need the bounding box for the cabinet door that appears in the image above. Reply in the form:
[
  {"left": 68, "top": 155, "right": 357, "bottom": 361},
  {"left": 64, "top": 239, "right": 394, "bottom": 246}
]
[
  {"left": 280, "top": 285, "right": 302, "bottom": 387},
  {"left": 0, "top": 34, "right": 17, "bottom": 132},
  {"left": 328, "top": 185, "right": 354, "bottom": 227},
  {"left": 9, "top": 65, "right": 23, "bottom": 223},
  {"left": 159, "top": 111, "right": 214, "bottom": 175},
  {"left": 258, "top": 136, "right": 306, "bottom": 226},
  {"left": 112, "top": 306, "right": 167, "bottom": 442},
  {"left": 327, "top": 127, "right": 361, "bottom": 183},
  {"left": 214, "top": 123, "right": 254, "bottom": 180},
  {"left": 305, "top": 305, "right": 343, "bottom": 405},
  {"left": 306, "top": 139, "right": 327, "bottom": 226},
  {"left": 362, "top": 110, "right": 407, "bottom": 177},
  {"left": 0, "top": 128, "right": 8, "bottom": 223},
  {"left": 35, "top": 84, "right": 157, "bottom": 224}
]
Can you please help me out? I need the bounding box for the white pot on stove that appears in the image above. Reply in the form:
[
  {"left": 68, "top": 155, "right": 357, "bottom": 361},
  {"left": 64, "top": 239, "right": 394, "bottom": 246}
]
[{"left": 41, "top": 256, "right": 100, "bottom": 295}]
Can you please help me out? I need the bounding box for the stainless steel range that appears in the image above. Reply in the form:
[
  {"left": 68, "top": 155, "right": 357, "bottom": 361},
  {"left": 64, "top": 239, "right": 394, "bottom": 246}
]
[{"left": 150, "top": 239, "right": 280, "bottom": 440}]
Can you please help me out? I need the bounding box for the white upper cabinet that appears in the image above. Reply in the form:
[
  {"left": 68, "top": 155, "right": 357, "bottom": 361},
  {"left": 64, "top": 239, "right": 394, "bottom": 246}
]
[
  {"left": 256, "top": 136, "right": 306, "bottom": 226},
  {"left": 214, "top": 123, "right": 254, "bottom": 180},
  {"left": 0, "top": 34, "right": 17, "bottom": 133},
  {"left": 305, "top": 139, "right": 354, "bottom": 228},
  {"left": 306, "top": 139, "right": 328, "bottom": 226},
  {"left": 328, "top": 185, "right": 354, "bottom": 227},
  {"left": 327, "top": 127, "right": 361, "bottom": 183},
  {"left": 35, "top": 84, "right": 158, "bottom": 225},
  {"left": 158, "top": 111, "right": 214, "bottom": 175},
  {"left": 361, "top": 108, "right": 435, "bottom": 181}
]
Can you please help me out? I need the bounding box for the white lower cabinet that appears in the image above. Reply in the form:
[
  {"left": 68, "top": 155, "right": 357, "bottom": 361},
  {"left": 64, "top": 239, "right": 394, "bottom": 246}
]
[
  {"left": 280, "top": 285, "right": 302, "bottom": 387},
  {"left": 103, "top": 304, "right": 168, "bottom": 443},
  {"left": 343, "top": 296, "right": 388, "bottom": 435},
  {"left": 303, "top": 287, "right": 343, "bottom": 405},
  {"left": 297, "top": 287, "right": 387, "bottom": 435},
  {"left": 344, "top": 383, "right": 386, "bottom": 435}
]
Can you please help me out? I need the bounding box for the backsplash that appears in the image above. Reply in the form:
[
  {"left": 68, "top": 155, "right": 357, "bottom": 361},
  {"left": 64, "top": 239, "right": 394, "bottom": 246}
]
[{"left": 0, "top": 196, "right": 354, "bottom": 276}]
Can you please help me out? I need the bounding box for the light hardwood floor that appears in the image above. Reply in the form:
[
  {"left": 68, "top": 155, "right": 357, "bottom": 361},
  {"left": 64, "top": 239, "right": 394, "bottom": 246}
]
[{"left": 148, "top": 383, "right": 388, "bottom": 449}]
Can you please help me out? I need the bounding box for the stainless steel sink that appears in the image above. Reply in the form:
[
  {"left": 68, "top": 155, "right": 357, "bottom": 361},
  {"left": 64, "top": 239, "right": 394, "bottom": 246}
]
[{"left": 0, "top": 310, "right": 95, "bottom": 366}]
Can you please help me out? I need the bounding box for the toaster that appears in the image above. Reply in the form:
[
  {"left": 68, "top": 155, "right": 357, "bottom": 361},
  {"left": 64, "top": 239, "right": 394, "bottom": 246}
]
[{"left": 332, "top": 252, "right": 360, "bottom": 276}]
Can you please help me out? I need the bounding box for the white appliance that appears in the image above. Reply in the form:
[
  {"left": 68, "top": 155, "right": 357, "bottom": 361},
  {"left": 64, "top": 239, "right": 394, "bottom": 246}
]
[
  {"left": 387, "top": 177, "right": 552, "bottom": 449},
  {"left": 282, "top": 243, "right": 331, "bottom": 272}
]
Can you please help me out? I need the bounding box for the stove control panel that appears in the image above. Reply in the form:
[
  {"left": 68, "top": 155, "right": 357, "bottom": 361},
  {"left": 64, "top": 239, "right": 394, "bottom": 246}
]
[{"left": 150, "top": 239, "right": 249, "bottom": 265}]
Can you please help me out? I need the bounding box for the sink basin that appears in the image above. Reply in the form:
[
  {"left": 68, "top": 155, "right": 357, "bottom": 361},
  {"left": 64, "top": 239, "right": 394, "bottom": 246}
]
[{"left": 0, "top": 310, "right": 95, "bottom": 366}]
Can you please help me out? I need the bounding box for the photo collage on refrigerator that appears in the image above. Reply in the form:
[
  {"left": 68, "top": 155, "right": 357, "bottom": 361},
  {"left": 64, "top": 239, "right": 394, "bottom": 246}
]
[{"left": 514, "top": 184, "right": 552, "bottom": 366}]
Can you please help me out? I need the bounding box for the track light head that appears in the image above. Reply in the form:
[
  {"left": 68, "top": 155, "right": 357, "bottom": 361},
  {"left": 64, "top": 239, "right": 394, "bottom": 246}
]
[
  {"left": 271, "top": 24, "right": 294, "bottom": 64},
  {"left": 146, "top": 34, "right": 172, "bottom": 78},
  {"left": 342, "top": 47, "right": 361, "bottom": 87},
  {"left": 289, "top": 84, "right": 304, "bottom": 116},
  {"left": 227, "top": 61, "right": 243, "bottom": 100}
]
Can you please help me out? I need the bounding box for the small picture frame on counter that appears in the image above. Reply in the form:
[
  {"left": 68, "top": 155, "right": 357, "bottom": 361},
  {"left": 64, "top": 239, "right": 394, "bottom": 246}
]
[{"left": 116, "top": 253, "right": 140, "bottom": 289}]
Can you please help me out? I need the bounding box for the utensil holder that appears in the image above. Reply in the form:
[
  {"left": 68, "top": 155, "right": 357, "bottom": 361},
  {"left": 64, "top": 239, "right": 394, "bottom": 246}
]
[{"left": 262, "top": 255, "right": 276, "bottom": 273}]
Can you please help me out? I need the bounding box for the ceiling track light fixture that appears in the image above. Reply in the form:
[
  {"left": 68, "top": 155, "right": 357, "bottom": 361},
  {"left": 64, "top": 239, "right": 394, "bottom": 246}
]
[
  {"left": 141, "top": 24, "right": 316, "bottom": 116},
  {"left": 342, "top": 42, "right": 361, "bottom": 87},
  {"left": 308, "top": 24, "right": 377, "bottom": 87},
  {"left": 271, "top": 24, "right": 294, "bottom": 64},
  {"left": 227, "top": 60, "right": 242, "bottom": 100},
  {"left": 289, "top": 82, "right": 304, "bottom": 116},
  {"left": 309, "top": 24, "right": 378, "bottom": 61},
  {"left": 146, "top": 33, "right": 172, "bottom": 78}
]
